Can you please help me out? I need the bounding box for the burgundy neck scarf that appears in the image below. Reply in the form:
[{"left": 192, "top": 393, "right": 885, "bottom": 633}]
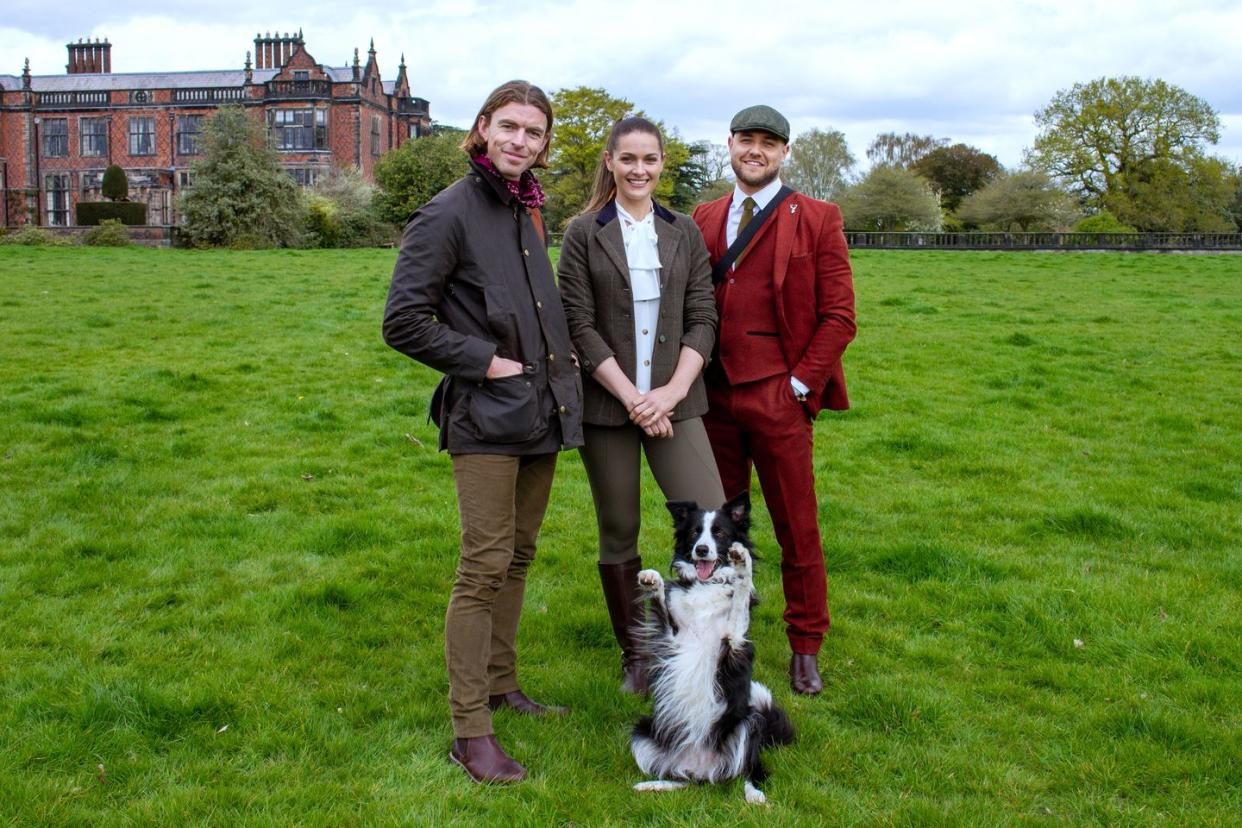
[{"left": 472, "top": 155, "right": 547, "bottom": 209}]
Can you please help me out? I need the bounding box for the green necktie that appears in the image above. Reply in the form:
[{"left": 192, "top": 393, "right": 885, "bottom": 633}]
[
  {"left": 739, "top": 197, "right": 757, "bottom": 235},
  {"left": 735, "top": 197, "right": 757, "bottom": 268}
]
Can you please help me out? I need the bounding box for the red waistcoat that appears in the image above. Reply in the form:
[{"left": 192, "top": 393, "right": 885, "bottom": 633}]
[
  {"left": 692, "top": 191, "right": 857, "bottom": 415},
  {"left": 715, "top": 222, "right": 788, "bottom": 385}
]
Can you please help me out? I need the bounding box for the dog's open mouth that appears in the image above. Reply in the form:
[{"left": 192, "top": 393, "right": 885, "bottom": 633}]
[{"left": 695, "top": 560, "right": 716, "bottom": 580}]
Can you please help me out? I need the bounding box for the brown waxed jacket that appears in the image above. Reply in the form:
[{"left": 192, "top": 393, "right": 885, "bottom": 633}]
[
  {"left": 383, "top": 159, "right": 583, "bottom": 454},
  {"left": 558, "top": 200, "right": 717, "bottom": 427}
]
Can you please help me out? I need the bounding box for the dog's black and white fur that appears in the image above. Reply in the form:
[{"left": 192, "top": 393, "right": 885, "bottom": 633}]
[{"left": 630, "top": 492, "right": 795, "bottom": 804}]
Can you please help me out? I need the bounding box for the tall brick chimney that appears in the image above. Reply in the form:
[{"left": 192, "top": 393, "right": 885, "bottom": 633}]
[
  {"left": 67, "top": 38, "right": 112, "bottom": 74},
  {"left": 253, "top": 30, "right": 304, "bottom": 70}
]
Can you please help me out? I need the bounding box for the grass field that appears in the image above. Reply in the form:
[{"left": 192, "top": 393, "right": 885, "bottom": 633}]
[{"left": 1, "top": 246, "right": 1239, "bottom": 826}]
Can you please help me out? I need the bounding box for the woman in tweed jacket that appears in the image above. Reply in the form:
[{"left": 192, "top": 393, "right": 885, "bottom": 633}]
[{"left": 558, "top": 117, "right": 724, "bottom": 694}]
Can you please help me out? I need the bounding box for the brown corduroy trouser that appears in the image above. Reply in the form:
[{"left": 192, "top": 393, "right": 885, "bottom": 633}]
[{"left": 446, "top": 452, "right": 557, "bottom": 738}]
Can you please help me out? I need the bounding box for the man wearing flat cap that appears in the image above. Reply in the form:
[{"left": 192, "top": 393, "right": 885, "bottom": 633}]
[{"left": 692, "top": 105, "right": 856, "bottom": 695}]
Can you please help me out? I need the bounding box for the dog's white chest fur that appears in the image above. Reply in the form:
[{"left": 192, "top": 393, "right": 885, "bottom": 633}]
[
  {"left": 657, "top": 581, "right": 737, "bottom": 741},
  {"left": 668, "top": 579, "right": 735, "bottom": 641}
]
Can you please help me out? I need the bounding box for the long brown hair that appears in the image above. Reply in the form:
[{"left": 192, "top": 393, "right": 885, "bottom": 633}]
[
  {"left": 580, "top": 116, "right": 665, "bottom": 216},
  {"left": 460, "top": 80, "right": 555, "bottom": 168}
]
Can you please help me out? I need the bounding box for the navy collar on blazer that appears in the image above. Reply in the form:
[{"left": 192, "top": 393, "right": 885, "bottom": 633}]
[{"left": 595, "top": 198, "right": 677, "bottom": 226}]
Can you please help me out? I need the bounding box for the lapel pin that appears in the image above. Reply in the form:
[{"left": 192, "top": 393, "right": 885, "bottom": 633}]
[{"left": 790, "top": 203, "right": 798, "bottom": 215}]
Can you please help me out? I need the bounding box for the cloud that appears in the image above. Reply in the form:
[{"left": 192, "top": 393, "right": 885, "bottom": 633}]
[{"left": 5, "top": 0, "right": 1240, "bottom": 166}]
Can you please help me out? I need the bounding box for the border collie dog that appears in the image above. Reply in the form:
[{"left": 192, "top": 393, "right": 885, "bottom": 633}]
[{"left": 630, "top": 493, "right": 795, "bottom": 805}]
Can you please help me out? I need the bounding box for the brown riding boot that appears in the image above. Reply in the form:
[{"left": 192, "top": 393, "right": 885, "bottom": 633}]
[
  {"left": 598, "top": 558, "right": 649, "bottom": 694},
  {"left": 449, "top": 734, "right": 527, "bottom": 783}
]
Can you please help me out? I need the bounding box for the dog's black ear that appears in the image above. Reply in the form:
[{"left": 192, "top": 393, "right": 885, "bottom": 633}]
[
  {"left": 723, "top": 491, "right": 751, "bottom": 531},
  {"left": 666, "top": 500, "right": 698, "bottom": 527}
]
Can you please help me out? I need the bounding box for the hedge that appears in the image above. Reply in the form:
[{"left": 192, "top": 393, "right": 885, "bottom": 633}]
[{"left": 77, "top": 201, "right": 148, "bottom": 226}]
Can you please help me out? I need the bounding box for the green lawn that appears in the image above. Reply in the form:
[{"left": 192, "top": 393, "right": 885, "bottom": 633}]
[{"left": 1, "top": 246, "right": 1239, "bottom": 826}]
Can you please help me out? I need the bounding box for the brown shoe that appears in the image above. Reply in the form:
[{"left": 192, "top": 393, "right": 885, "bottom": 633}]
[
  {"left": 449, "top": 735, "right": 527, "bottom": 783},
  {"left": 487, "top": 689, "right": 569, "bottom": 716},
  {"left": 790, "top": 653, "right": 823, "bottom": 695},
  {"left": 598, "top": 558, "right": 649, "bottom": 695}
]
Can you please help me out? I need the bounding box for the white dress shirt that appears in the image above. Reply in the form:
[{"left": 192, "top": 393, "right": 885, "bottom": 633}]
[
  {"left": 615, "top": 201, "right": 662, "bottom": 393},
  {"left": 726, "top": 177, "right": 786, "bottom": 247},
  {"left": 723, "top": 178, "right": 809, "bottom": 399}
]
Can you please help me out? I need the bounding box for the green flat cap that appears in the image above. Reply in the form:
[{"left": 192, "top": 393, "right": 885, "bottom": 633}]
[{"left": 730, "top": 105, "right": 790, "bottom": 142}]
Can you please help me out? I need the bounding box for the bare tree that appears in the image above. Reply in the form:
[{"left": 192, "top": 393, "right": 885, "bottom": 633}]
[
  {"left": 866, "top": 132, "right": 947, "bottom": 169},
  {"left": 784, "top": 128, "right": 855, "bottom": 201},
  {"left": 701, "top": 142, "right": 733, "bottom": 182}
]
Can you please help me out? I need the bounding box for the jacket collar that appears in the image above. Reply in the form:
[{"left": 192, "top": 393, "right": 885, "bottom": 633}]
[
  {"left": 595, "top": 198, "right": 676, "bottom": 226},
  {"left": 593, "top": 199, "right": 681, "bottom": 290},
  {"left": 468, "top": 156, "right": 517, "bottom": 206}
]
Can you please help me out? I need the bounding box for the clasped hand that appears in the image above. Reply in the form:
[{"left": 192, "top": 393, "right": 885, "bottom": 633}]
[{"left": 628, "top": 385, "right": 682, "bottom": 439}]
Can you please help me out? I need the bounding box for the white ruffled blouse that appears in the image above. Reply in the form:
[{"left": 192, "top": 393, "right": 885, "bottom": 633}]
[{"left": 615, "top": 201, "right": 662, "bottom": 393}]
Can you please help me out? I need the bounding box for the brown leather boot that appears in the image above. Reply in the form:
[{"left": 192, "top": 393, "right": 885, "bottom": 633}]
[
  {"left": 449, "top": 734, "right": 527, "bottom": 783},
  {"left": 790, "top": 652, "right": 823, "bottom": 695},
  {"left": 487, "top": 689, "right": 569, "bottom": 716},
  {"left": 598, "top": 558, "right": 649, "bottom": 694}
]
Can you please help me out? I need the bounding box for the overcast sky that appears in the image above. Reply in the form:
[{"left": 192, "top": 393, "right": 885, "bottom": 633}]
[{"left": 5, "top": 0, "right": 1241, "bottom": 170}]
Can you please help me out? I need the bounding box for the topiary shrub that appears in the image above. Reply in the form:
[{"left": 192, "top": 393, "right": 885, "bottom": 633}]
[
  {"left": 83, "top": 219, "right": 131, "bottom": 246},
  {"left": 77, "top": 201, "right": 148, "bottom": 226},
  {"left": 102, "top": 165, "right": 129, "bottom": 201}
]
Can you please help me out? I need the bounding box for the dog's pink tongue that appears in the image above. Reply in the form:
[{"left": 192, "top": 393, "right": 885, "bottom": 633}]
[{"left": 695, "top": 561, "right": 715, "bottom": 580}]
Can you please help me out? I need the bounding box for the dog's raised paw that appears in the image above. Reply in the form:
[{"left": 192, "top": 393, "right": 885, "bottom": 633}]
[
  {"left": 728, "top": 543, "right": 751, "bottom": 572},
  {"left": 637, "top": 569, "right": 664, "bottom": 591}
]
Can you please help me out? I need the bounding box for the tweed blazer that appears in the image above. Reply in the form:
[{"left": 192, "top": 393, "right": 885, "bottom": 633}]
[{"left": 558, "top": 200, "right": 717, "bottom": 427}]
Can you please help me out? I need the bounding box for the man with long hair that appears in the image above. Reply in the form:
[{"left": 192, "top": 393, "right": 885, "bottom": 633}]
[{"left": 383, "top": 80, "right": 582, "bottom": 783}]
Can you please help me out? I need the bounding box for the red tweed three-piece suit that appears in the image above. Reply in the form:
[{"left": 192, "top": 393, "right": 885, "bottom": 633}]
[{"left": 692, "top": 190, "right": 856, "bottom": 655}]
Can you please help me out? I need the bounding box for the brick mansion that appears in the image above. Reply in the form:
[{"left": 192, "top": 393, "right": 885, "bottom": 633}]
[{"left": 0, "top": 31, "right": 432, "bottom": 227}]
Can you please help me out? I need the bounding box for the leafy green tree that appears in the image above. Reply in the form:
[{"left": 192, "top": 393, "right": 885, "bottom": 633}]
[
  {"left": 1027, "top": 76, "right": 1224, "bottom": 230},
  {"left": 542, "top": 87, "right": 704, "bottom": 226},
  {"left": 865, "top": 132, "right": 946, "bottom": 169},
  {"left": 372, "top": 130, "right": 468, "bottom": 224},
  {"left": 661, "top": 135, "right": 710, "bottom": 213},
  {"left": 544, "top": 87, "right": 636, "bottom": 228},
  {"left": 957, "top": 170, "right": 1077, "bottom": 231},
  {"left": 101, "top": 165, "right": 128, "bottom": 201},
  {"left": 784, "top": 128, "right": 855, "bottom": 201},
  {"left": 1111, "top": 155, "right": 1238, "bottom": 232},
  {"left": 836, "top": 166, "right": 941, "bottom": 231},
  {"left": 178, "top": 106, "right": 305, "bottom": 248},
  {"left": 1072, "top": 210, "right": 1137, "bottom": 233},
  {"left": 912, "top": 143, "right": 1002, "bottom": 212},
  {"left": 1228, "top": 174, "right": 1242, "bottom": 231}
]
